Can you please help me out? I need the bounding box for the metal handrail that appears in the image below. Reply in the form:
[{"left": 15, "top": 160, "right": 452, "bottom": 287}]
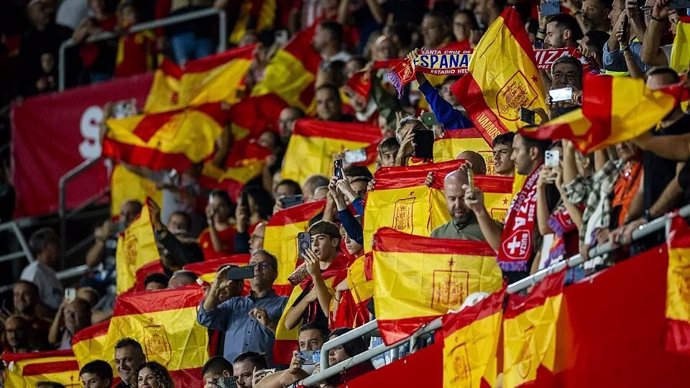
[
  {"left": 0, "top": 221, "right": 34, "bottom": 264},
  {"left": 301, "top": 203, "right": 690, "bottom": 386},
  {"left": 58, "top": 7, "right": 227, "bottom": 90}
]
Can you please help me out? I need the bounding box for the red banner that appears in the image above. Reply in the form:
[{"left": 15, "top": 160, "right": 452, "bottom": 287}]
[{"left": 12, "top": 73, "right": 153, "bottom": 217}]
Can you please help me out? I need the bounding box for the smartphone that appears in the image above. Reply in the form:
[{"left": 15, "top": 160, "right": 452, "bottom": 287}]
[
  {"left": 343, "top": 148, "right": 367, "bottom": 164},
  {"left": 279, "top": 195, "right": 304, "bottom": 209},
  {"left": 334, "top": 159, "right": 344, "bottom": 180},
  {"left": 545, "top": 149, "right": 560, "bottom": 168},
  {"left": 214, "top": 376, "right": 238, "bottom": 388},
  {"left": 111, "top": 99, "right": 137, "bottom": 119},
  {"left": 297, "top": 232, "right": 311, "bottom": 258},
  {"left": 548, "top": 87, "right": 573, "bottom": 102},
  {"left": 413, "top": 130, "right": 435, "bottom": 159},
  {"left": 275, "top": 29, "right": 289, "bottom": 45},
  {"left": 64, "top": 287, "right": 76, "bottom": 303},
  {"left": 287, "top": 263, "right": 309, "bottom": 286},
  {"left": 540, "top": 0, "right": 560, "bottom": 16},
  {"left": 668, "top": 0, "right": 690, "bottom": 9},
  {"left": 298, "top": 350, "right": 321, "bottom": 365},
  {"left": 520, "top": 107, "right": 536, "bottom": 125},
  {"left": 226, "top": 265, "right": 255, "bottom": 280},
  {"left": 420, "top": 111, "right": 439, "bottom": 127}
]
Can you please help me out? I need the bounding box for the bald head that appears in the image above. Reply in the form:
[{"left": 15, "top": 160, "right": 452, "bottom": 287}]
[
  {"left": 456, "top": 151, "right": 487, "bottom": 175},
  {"left": 444, "top": 170, "right": 470, "bottom": 222}
]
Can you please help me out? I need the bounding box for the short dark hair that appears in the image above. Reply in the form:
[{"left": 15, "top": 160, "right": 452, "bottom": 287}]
[
  {"left": 80, "top": 360, "right": 113, "bottom": 382},
  {"left": 115, "top": 338, "right": 144, "bottom": 354},
  {"left": 241, "top": 185, "right": 275, "bottom": 221},
  {"left": 423, "top": 10, "right": 451, "bottom": 29},
  {"left": 519, "top": 132, "right": 552, "bottom": 156},
  {"left": 328, "top": 328, "right": 368, "bottom": 358},
  {"left": 452, "top": 9, "right": 480, "bottom": 30},
  {"left": 144, "top": 273, "right": 169, "bottom": 288},
  {"left": 584, "top": 30, "right": 610, "bottom": 53},
  {"left": 300, "top": 322, "right": 330, "bottom": 339},
  {"left": 379, "top": 137, "right": 400, "bottom": 154},
  {"left": 171, "top": 270, "right": 198, "bottom": 282},
  {"left": 233, "top": 351, "right": 268, "bottom": 370},
  {"left": 492, "top": 132, "right": 515, "bottom": 148},
  {"left": 344, "top": 165, "right": 373, "bottom": 181},
  {"left": 304, "top": 175, "right": 330, "bottom": 191},
  {"left": 169, "top": 211, "right": 192, "bottom": 229},
  {"left": 275, "top": 179, "right": 302, "bottom": 196},
  {"left": 35, "top": 382, "right": 66, "bottom": 388},
  {"left": 315, "top": 84, "right": 341, "bottom": 103},
  {"left": 319, "top": 21, "right": 344, "bottom": 44},
  {"left": 14, "top": 279, "right": 39, "bottom": 295},
  {"left": 552, "top": 55, "right": 583, "bottom": 86},
  {"left": 250, "top": 250, "right": 278, "bottom": 271},
  {"left": 546, "top": 14, "right": 584, "bottom": 41},
  {"left": 646, "top": 66, "right": 681, "bottom": 83},
  {"left": 209, "top": 189, "right": 233, "bottom": 206},
  {"left": 202, "top": 356, "right": 233, "bottom": 377},
  {"left": 308, "top": 221, "right": 341, "bottom": 242},
  {"left": 28, "top": 227, "right": 59, "bottom": 256}
]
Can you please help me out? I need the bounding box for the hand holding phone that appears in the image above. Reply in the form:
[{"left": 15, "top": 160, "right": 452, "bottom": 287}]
[
  {"left": 334, "top": 159, "right": 344, "bottom": 180},
  {"left": 548, "top": 87, "right": 573, "bottom": 103},
  {"left": 545, "top": 149, "right": 560, "bottom": 168}
]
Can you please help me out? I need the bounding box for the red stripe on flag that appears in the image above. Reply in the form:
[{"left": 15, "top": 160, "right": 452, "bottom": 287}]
[
  {"left": 473, "top": 175, "right": 514, "bottom": 193},
  {"left": 451, "top": 75, "right": 509, "bottom": 143},
  {"left": 102, "top": 138, "right": 193, "bottom": 171},
  {"left": 159, "top": 57, "right": 183, "bottom": 79},
  {"left": 504, "top": 269, "right": 566, "bottom": 319},
  {"left": 268, "top": 200, "right": 326, "bottom": 226},
  {"left": 184, "top": 45, "right": 255, "bottom": 73},
  {"left": 373, "top": 228, "right": 497, "bottom": 256},
  {"left": 112, "top": 285, "right": 205, "bottom": 316},
  {"left": 283, "top": 25, "right": 321, "bottom": 74},
  {"left": 377, "top": 316, "right": 440, "bottom": 345},
  {"left": 71, "top": 320, "right": 109, "bottom": 344},
  {"left": 23, "top": 360, "right": 80, "bottom": 375},
  {"left": 373, "top": 160, "right": 464, "bottom": 189},
  {"left": 2, "top": 349, "right": 74, "bottom": 363},
  {"left": 133, "top": 111, "right": 177, "bottom": 142},
  {"left": 184, "top": 254, "right": 251, "bottom": 275},
  {"left": 502, "top": 7, "right": 538, "bottom": 69},
  {"left": 293, "top": 119, "right": 382, "bottom": 144},
  {"left": 438, "top": 127, "right": 485, "bottom": 138},
  {"left": 666, "top": 319, "right": 690, "bottom": 355},
  {"left": 580, "top": 74, "right": 614, "bottom": 146},
  {"left": 443, "top": 288, "right": 505, "bottom": 335}
]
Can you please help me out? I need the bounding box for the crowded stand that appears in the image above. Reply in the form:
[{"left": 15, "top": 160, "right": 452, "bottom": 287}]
[{"left": 2, "top": 0, "right": 690, "bottom": 387}]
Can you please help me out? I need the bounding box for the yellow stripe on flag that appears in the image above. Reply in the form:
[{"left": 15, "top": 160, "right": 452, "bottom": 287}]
[
  {"left": 432, "top": 129, "right": 494, "bottom": 172},
  {"left": 179, "top": 59, "right": 252, "bottom": 106},
  {"left": 115, "top": 203, "right": 159, "bottom": 293},
  {"left": 670, "top": 20, "right": 690, "bottom": 74},
  {"left": 4, "top": 351, "right": 80, "bottom": 388},
  {"left": 144, "top": 60, "right": 182, "bottom": 113},
  {"left": 110, "top": 164, "right": 162, "bottom": 216},
  {"left": 282, "top": 136, "right": 371, "bottom": 185},
  {"left": 348, "top": 255, "right": 374, "bottom": 305},
  {"left": 72, "top": 321, "right": 110, "bottom": 370}
]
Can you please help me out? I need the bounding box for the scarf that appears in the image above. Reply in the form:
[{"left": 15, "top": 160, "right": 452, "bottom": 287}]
[
  {"left": 547, "top": 202, "right": 580, "bottom": 263},
  {"left": 497, "top": 165, "right": 542, "bottom": 272},
  {"left": 383, "top": 47, "right": 592, "bottom": 96}
]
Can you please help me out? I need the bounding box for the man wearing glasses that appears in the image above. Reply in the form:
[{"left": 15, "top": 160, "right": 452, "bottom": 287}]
[{"left": 198, "top": 250, "right": 288, "bottom": 367}]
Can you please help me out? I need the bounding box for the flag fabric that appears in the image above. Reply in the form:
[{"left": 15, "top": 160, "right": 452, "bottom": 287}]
[
  {"left": 503, "top": 269, "right": 566, "bottom": 388},
  {"left": 451, "top": 7, "right": 546, "bottom": 144},
  {"left": 363, "top": 160, "right": 512, "bottom": 251},
  {"left": 72, "top": 320, "right": 110, "bottom": 369},
  {"left": 523, "top": 73, "right": 677, "bottom": 154},
  {"left": 115, "top": 201, "right": 159, "bottom": 294},
  {"left": 432, "top": 128, "right": 495, "bottom": 172},
  {"left": 144, "top": 57, "right": 183, "bottom": 113},
  {"left": 670, "top": 17, "right": 690, "bottom": 74},
  {"left": 227, "top": 94, "right": 287, "bottom": 140},
  {"left": 251, "top": 26, "right": 322, "bottom": 112},
  {"left": 665, "top": 214, "right": 690, "bottom": 355},
  {"left": 263, "top": 200, "right": 325, "bottom": 295},
  {"left": 105, "top": 286, "right": 209, "bottom": 387},
  {"left": 110, "top": 163, "right": 163, "bottom": 216},
  {"left": 443, "top": 287, "right": 505, "bottom": 388},
  {"left": 348, "top": 253, "right": 374, "bottom": 311},
  {"left": 373, "top": 228, "right": 504, "bottom": 344},
  {"left": 183, "top": 253, "right": 251, "bottom": 283},
  {"left": 228, "top": 0, "right": 276, "bottom": 44},
  {"left": 281, "top": 119, "right": 381, "bottom": 185},
  {"left": 3, "top": 350, "right": 81, "bottom": 387},
  {"left": 102, "top": 103, "right": 226, "bottom": 172}
]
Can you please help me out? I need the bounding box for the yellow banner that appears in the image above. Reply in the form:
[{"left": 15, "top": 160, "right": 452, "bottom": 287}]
[{"left": 115, "top": 203, "right": 159, "bottom": 293}]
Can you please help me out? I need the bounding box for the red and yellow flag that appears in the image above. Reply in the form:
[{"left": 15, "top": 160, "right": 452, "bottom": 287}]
[
  {"left": 523, "top": 73, "right": 677, "bottom": 153},
  {"left": 183, "top": 253, "right": 251, "bottom": 283},
  {"left": 443, "top": 288, "right": 505, "bottom": 388},
  {"left": 670, "top": 17, "right": 690, "bottom": 74},
  {"left": 373, "top": 228, "right": 503, "bottom": 344},
  {"left": 103, "top": 103, "right": 226, "bottom": 172},
  {"left": 227, "top": 94, "right": 287, "bottom": 140},
  {"left": 115, "top": 201, "right": 159, "bottom": 294},
  {"left": 72, "top": 320, "right": 110, "bottom": 369},
  {"left": 432, "top": 128, "right": 495, "bottom": 173},
  {"left": 251, "top": 26, "right": 322, "bottom": 112},
  {"left": 105, "top": 286, "right": 209, "bottom": 387},
  {"left": 228, "top": 0, "right": 276, "bottom": 44},
  {"left": 263, "top": 200, "right": 325, "bottom": 295},
  {"left": 363, "top": 160, "right": 513, "bottom": 251},
  {"left": 144, "top": 57, "right": 183, "bottom": 113},
  {"left": 110, "top": 163, "right": 163, "bottom": 216},
  {"left": 3, "top": 350, "right": 81, "bottom": 387},
  {"left": 282, "top": 119, "right": 381, "bottom": 185},
  {"left": 451, "top": 7, "right": 546, "bottom": 143},
  {"left": 503, "top": 270, "right": 566, "bottom": 388},
  {"left": 665, "top": 214, "right": 690, "bottom": 355}
]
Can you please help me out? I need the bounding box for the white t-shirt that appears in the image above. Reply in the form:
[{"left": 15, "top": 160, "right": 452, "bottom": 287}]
[{"left": 20, "top": 261, "right": 63, "bottom": 309}]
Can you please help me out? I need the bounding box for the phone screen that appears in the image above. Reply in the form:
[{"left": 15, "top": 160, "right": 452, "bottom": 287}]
[
  {"left": 413, "top": 130, "right": 435, "bottom": 159},
  {"left": 334, "top": 160, "right": 344, "bottom": 179},
  {"left": 549, "top": 87, "right": 573, "bottom": 102},
  {"left": 520, "top": 107, "right": 536, "bottom": 125},
  {"left": 343, "top": 148, "right": 367, "bottom": 164}
]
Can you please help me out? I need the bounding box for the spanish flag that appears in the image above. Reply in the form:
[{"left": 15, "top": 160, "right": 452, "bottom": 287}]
[
  {"left": 373, "top": 228, "right": 504, "bottom": 344},
  {"left": 198, "top": 139, "right": 272, "bottom": 200},
  {"left": 227, "top": 94, "right": 287, "bottom": 140},
  {"left": 263, "top": 200, "right": 325, "bottom": 295},
  {"left": 228, "top": 0, "right": 276, "bottom": 45},
  {"left": 178, "top": 45, "right": 255, "bottom": 107},
  {"left": 432, "top": 128, "right": 494, "bottom": 172},
  {"left": 443, "top": 287, "right": 505, "bottom": 388},
  {"left": 523, "top": 73, "right": 677, "bottom": 153},
  {"left": 363, "top": 160, "right": 513, "bottom": 251},
  {"left": 670, "top": 17, "right": 690, "bottom": 74},
  {"left": 105, "top": 286, "right": 209, "bottom": 387},
  {"left": 110, "top": 163, "right": 163, "bottom": 216},
  {"left": 282, "top": 119, "right": 381, "bottom": 185},
  {"left": 183, "top": 253, "right": 251, "bottom": 283},
  {"left": 103, "top": 103, "right": 226, "bottom": 172},
  {"left": 115, "top": 201, "right": 159, "bottom": 294},
  {"left": 665, "top": 214, "right": 690, "bottom": 355},
  {"left": 251, "top": 25, "right": 322, "bottom": 112},
  {"left": 503, "top": 269, "right": 566, "bottom": 388},
  {"left": 3, "top": 350, "right": 81, "bottom": 387},
  {"left": 72, "top": 320, "right": 110, "bottom": 369},
  {"left": 451, "top": 7, "right": 546, "bottom": 143},
  {"left": 144, "top": 57, "right": 183, "bottom": 113}
]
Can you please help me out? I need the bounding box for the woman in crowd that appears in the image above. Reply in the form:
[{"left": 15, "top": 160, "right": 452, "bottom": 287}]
[
  {"left": 322, "top": 328, "right": 375, "bottom": 387},
  {"left": 199, "top": 189, "right": 237, "bottom": 260},
  {"left": 135, "top": 361, "right": 174, "bottom": 388}
]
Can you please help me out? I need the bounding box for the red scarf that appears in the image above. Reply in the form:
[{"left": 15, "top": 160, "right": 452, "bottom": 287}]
[{"left": 497, "top": 165, "right": 542, "bottom": 272}]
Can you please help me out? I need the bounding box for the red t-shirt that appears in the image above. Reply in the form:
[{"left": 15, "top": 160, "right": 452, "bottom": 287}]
[{"left": 198, "top": 225, "right": 237, "bottom": 260}]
